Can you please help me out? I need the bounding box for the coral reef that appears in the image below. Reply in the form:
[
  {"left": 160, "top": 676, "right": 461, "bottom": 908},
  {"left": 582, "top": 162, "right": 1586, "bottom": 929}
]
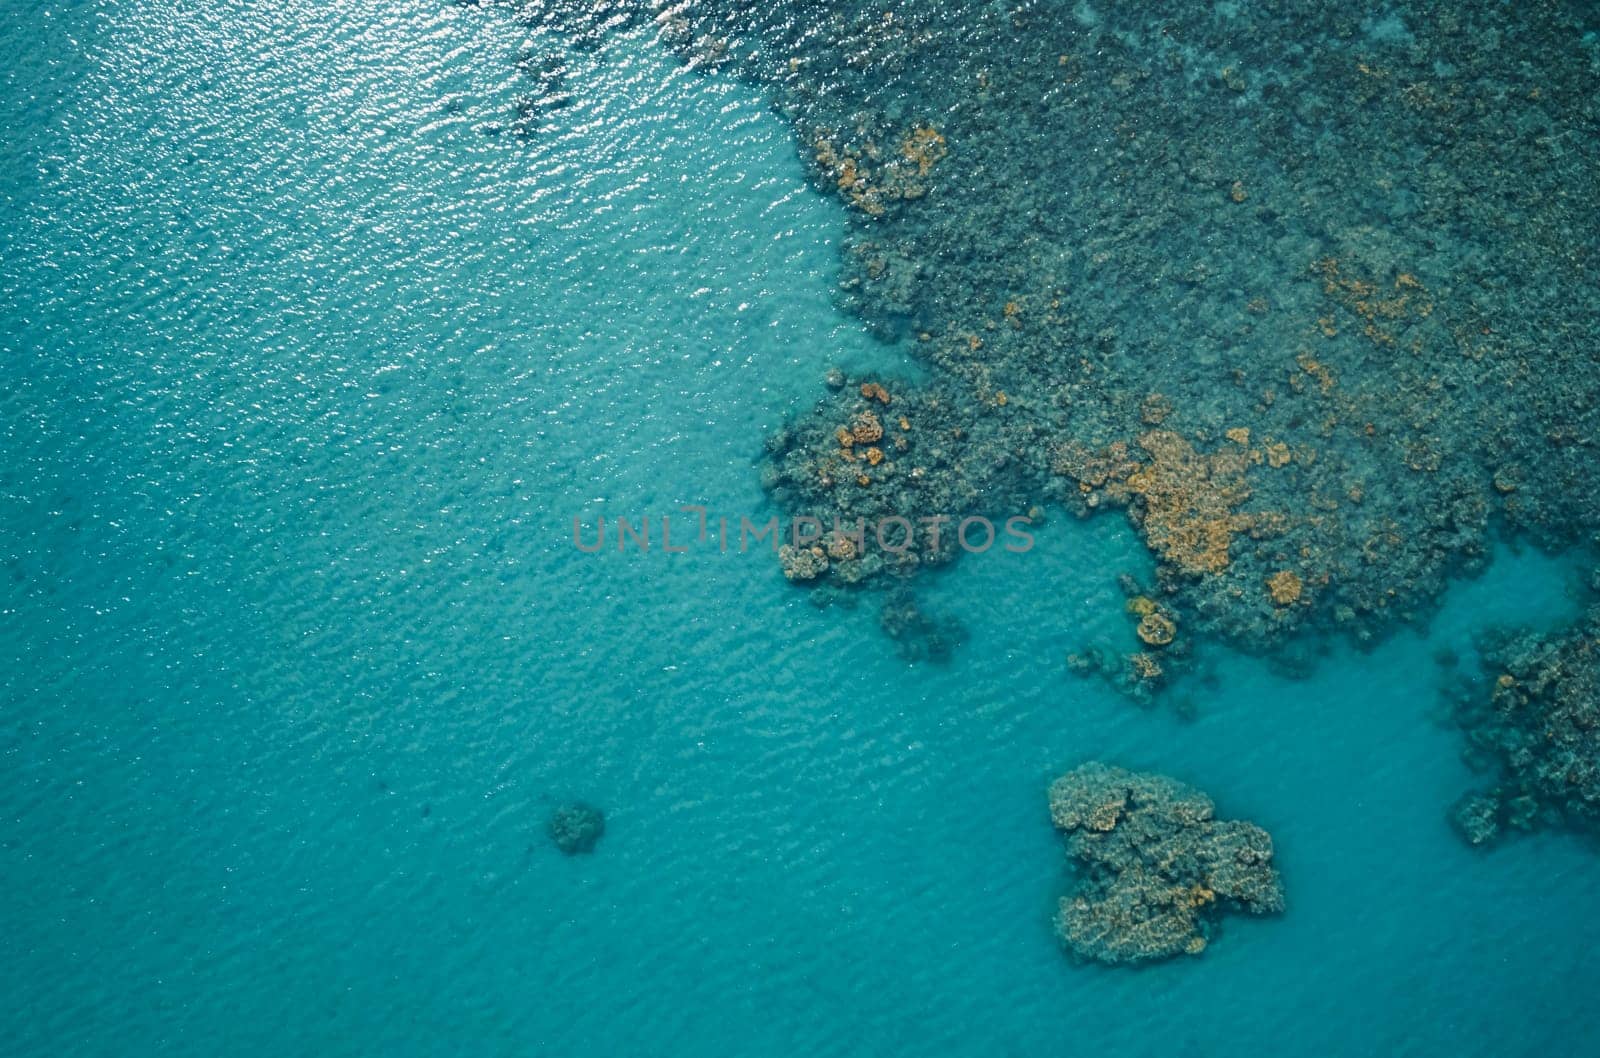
[
  {"left": 1048, "top": 763, "right": 1284, "bottom": 965},
  {"left": 632, "top": 0, "right": 1600, "bottom": 696},
  {"left": 811, "top": 121, "right": 948, "bottom": 216},
  {"left": 509, "top": 3, "right": 1600, "bottom": 707},
  {"left": 779, "top": 542, "right": 830, "bottom": 582},
  {"left": 1136, "top": 611, "right": 1177, "bottom": 648},
  {"left": 548, "top": 801, "right": 606, "bottom": 855},
  {"left": 1448, "top": 609, "right": 1600, "bottom": 846},
  {"left": 1057, "top": 430, "right": 1260, "bottom": 577},
  {"left": 761, "top": 375, "right": 1043, "bottom": 588},
  {"left": 1267, "top": 570, "right": 1303, "bottom": 607}
]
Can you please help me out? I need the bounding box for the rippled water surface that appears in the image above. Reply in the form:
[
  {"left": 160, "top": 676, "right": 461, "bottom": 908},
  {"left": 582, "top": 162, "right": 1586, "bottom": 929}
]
[{"left": 4, "top": 3, "right": 1599, "bottom": 1055}]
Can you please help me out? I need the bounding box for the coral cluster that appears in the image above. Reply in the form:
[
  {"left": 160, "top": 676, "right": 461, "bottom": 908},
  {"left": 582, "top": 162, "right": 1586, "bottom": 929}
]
[
  {"left": 812, "top": 122, "right": 947, "bottom": 216},
  {"left": 1048, "top": 763, "right": 1284, "bottom": 965},
  {"left": 1055, "top": 430, "right": 1261, "bottom": 577},
  {"left": 1448, "top": 610, "right": 1600, "bottom": 846},
  {"left": 761, "top": 374, "right": 1044, "bottom": 589}
]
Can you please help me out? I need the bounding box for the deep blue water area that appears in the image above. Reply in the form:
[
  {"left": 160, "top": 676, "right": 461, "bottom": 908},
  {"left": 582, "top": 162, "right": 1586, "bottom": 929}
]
[{"left": 3, "top": 4, "right": 1598, "bottom": 1056}]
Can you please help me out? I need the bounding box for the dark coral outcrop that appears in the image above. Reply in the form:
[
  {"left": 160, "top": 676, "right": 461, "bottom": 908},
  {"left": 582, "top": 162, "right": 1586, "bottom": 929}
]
[
  {"left": 1450, "top": 609, "right": 1600, "bottom": 846},
  {"left": 548, "top": 801, "right": 607, "bottom": 855}
]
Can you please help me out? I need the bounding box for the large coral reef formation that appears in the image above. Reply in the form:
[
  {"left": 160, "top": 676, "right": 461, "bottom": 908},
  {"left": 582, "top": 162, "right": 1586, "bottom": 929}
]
[
  {"left": 1449, "top": 608, "right": 1600, "bottom": 847},
  {"left": 1048, "top": 763, "right": 1284, "bottom": 965},
  {"left": 643, "top": 0, "right": 1600, "bottom": 692}
]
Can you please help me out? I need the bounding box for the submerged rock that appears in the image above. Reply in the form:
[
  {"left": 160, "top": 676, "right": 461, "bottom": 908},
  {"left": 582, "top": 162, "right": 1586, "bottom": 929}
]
[
  {"left": 879, "top": 590, "right": 967, "bottom": 663},
  {"left": 1049, "top": 763, "right": 1284, "bottom": 965},
  {"left": 547, "top": 801, "right": 606, "bottom": 855}
]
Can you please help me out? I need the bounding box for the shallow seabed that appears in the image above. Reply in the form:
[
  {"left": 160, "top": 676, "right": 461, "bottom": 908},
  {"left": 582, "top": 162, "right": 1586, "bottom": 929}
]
[{"left": 2, "top": 3, "right": 1597, "bottom": 1056}]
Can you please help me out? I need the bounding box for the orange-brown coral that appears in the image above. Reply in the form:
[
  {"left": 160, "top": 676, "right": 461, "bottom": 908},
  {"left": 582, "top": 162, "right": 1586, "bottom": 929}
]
[
  {"left": 900, "top": 123, "right": 947, "bottom": 176},
  {"left": 851, "top": 410, "right": 884, "bottom": 444},
  {"left": 859, "top": 381, "right": 892, "bottom": 404},
  {"left": 825, "top": 532, "right": 858, "bottom": 561},
  {"left": 1141, "top": 393, "right": 1174, "bottom": 425},
  {"left": 1120, "top": 431, "right": 1256, "bottom": 575},
  {"left": 1129, "top": 652, "right": 1164, "bottom": 681},
  {"left": 1055, "top": 431, "right": 1259, "bottom": 573},
  {"left": 1126, "top": 595, "right": 1158, "bottom": 617},
  {"left": 1136, "top": 612, "right": 1178, "bottom": 647},
  {"left": 812, "top": 122, "right": 948, "bottom": 216},
  {"left": 1315, "top": 259, "right": 1434, "bottom": 345},
  {"left": 1267, "top": 569, "right": 1303, "bottom": 606}
]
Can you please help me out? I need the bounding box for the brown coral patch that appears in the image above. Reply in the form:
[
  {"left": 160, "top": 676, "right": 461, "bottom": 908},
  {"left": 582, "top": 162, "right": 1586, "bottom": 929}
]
[
  {"left": 1137, "top": 612, "right": 1178, "bottom": 647},
  {"left": 850, "top": 410, "right": 884, "bottom": 444},
  {"left": 1054, "top": 431, "right": 1263, "bottom": 574},
  {"left": 825, "top": 533, "right": 858, "bottom": 561},
  {"left": 812, "top": 122, "right": 948, "bottom": 216},
  {"left": 900, "top": 123, "right": 947, "bottom": 176},
  {"left": 1141, "top": 393, "right": 1174, "bottom": 425},
  {"left": 1314, "top": 259, "right": 1434, "bottom": 345},
  {"left": 1122, "top": 431, "right": 1256, "bottom": 575},
  {"left": 1130, "top": 652, "right": 1164, "bottom": 681},
  {"left": 1267, "top": 569, "right": 1303, "bottom": 606},
  {"left": 859, "top": 381, "right": 892, "bottom": 404}
]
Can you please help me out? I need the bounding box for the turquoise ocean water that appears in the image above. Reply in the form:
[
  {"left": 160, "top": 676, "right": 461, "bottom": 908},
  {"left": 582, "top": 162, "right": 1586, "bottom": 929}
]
[{"left": 3, "top": 3, "right": 1598, "bottom": 1055}]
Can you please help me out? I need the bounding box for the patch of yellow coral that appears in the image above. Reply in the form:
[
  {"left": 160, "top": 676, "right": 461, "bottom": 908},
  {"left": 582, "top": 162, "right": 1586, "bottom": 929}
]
[
  {"left": 1137, "top": 612, "right": 1177, "bottom": 647},
  {"left": 1295, "top": 352, "right": 1337, "bottom": 394},
  {"left": 851, "top": 411, "right": 884, "bottom": 444},
  {"left": 1130, "top": 652, "right": 1164, "bottom": 681},
  {"left": 1122, "top": 431, "right": 1256, "bottom": 575},
  {"left": 1087, "top": 801, "right": 1122, "bottom": 832},
  {"left": 1267, "top": 569, "right": 1303, "bottom": 605}
]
